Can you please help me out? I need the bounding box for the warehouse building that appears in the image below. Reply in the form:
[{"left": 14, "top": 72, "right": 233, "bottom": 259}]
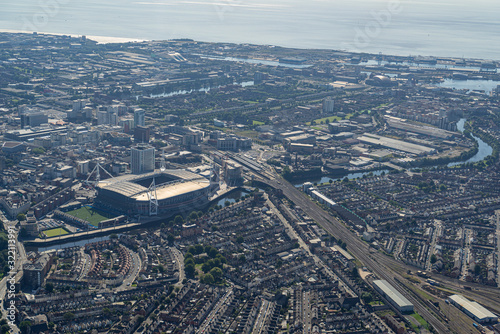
[
  {"left": 373, "top": 280, "right": 414, "bottom": 313},
  {"left": 357, "top": 133, "right": 435, "bottom": 156},
  {"left": 449, "top": 294, "right": 498, "bottom": 324}
]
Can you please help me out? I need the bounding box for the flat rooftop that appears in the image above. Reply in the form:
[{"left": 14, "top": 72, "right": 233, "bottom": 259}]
[
  {"left": 373, "top": 280, "right": 413, "bottom": 309},
  {"left": 358, "top": 133, "right": 435, "bottom": 155},
  {"left": 449, "top": 294, "right": 498, "bottom": 322}
]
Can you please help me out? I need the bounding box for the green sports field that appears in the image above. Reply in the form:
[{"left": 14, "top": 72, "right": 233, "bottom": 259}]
[
  {"left": 66, "top": 207, "right": 114, "bottom": 226},
  {"left": 43, "top": 227, "right": 69, "bottom": 237}
]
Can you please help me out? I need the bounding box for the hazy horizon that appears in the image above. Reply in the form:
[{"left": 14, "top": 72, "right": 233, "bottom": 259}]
[{"left": 1, "top": 0, "right": 500, "bottom": 60}]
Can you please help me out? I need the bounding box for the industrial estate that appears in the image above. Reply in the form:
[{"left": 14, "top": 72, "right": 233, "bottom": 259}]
[{"left": 1, "top": 32, "right": 500, "bottom": 334}]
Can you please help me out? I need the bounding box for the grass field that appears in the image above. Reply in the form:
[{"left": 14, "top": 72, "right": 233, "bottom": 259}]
[
  {"left": 66, "top": 207, "right": 114, "bottom": 226},
  {"left": 407, "top": 312, "right": 429, "bottom": 330},
  {"left": 43, "top": 227, "right": 69, "bottom": 238}
]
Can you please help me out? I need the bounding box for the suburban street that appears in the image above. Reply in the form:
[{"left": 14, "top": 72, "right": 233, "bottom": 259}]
[{"left": 254, "top": 170, "right": 454, "bottom": 334}]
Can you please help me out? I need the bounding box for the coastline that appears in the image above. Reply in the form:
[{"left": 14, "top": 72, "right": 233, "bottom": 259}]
[
  {"left": 0, "top": 29, "right": 499, "bottom": 64},
  {"left": 0, "top": 28, "right": 147, "bottom": 44}
]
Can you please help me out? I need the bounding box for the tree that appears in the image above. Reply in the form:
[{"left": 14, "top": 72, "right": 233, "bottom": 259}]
[
  {"left": 474, "top": 264, "right": 481, "bottom": 276},
  {"left": 184, "top": 257, "right": 195, "bottom": 267},
  {"left": 195, "top": 244, "right": 204, "bottom": 255},
  {"left": 174, "top": 215, "right": 184, "bottom": 226},
  {"left": 63, "top": 312, "right": 75, "bottom": 321},
  {"left": 202, "top": 273, "right": 214, "bottom": 284},
  {"left": 430, "top": 254, "right": 437, "bottom": 264},
  {"left": 1, "top": 324, "right": 10, "bottom": 334},
  {"left": 218, "top": 256, "right": 227, "bottom": 266},
  {"left": 201, "top": 262, "right": 211, "bottom": 273},
  {"left": 209, "top": 267, "right": 223, "bottom": 281},
  {"left": 17, "top": 213, "right": 26, "bottom": 222},
  {"left": 185, "top": 263, "right": 196, "bottom": 278},
  {"left": 45, "top": 282, "right": 54, "bottom": 293},
  {"left": 167, "top": 233, "right": 175, "bottom": 244},
  {"left": 110, "top": 234, "right": 118, "bottom": 239},
  {"left": 281, "top": 165, "right": 292, "bottom": 180},
  {"left": 361, "top": 292, "right": 373, "bottom": 304},
  {"left": 19, "top": 321, "right": 31, "bottom": 334},
  {"left": 207, "top": 246, "right": 218, "bottom": 258},
  {"left": 351, "top": 267, "right": 359, "bottom": 279},
  {"left": 236, "top": 235, "right": 244, "bottom": 244},
  {"left": 19, "top": 228, "right": 28, "bottom": 238},
  {"left": 188, "top": 211, "right": 199, "bottom": 221}
]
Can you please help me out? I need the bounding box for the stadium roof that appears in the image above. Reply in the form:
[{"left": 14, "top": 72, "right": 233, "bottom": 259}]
[
  {"left": 97, "top": 169, "right": 209, "bottom": 200},
  {"left": 98, "top": 169, "right": 201, "bottom": 187},
  {"left": 135, "top": 179, "right": 209, "bottom": 201},
  {"left": 99, "top": 181, "right": 146, "bottom": 198}
]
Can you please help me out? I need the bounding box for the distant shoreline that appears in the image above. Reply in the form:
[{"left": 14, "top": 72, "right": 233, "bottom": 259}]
[
  {"left": 0, "top": 29, "right": 499, "bottom": 64},
  {"left": 0, "top": 29, "right": 146, "bottom": 44}
]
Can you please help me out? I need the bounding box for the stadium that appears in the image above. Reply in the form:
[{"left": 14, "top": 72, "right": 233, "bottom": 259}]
[{"left": 95, "top": 169, "right": 210, "bottom": 216}]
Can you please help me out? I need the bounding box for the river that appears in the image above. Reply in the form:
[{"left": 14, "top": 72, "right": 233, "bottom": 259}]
[
  {"left": 293, "top": 169, "right": 390, "bottom": 188},
  {"left": 35, "top": 235, "right": 110, "bottom": 252},
  {"left": 145, "top": 81, "right": 254, "bottom": 98},
  {"left": 292, "top": 118, "right": 493, "bottom": 187},
  {"left": 448, "top": 118, "right": 493, "bottom": 167},
  {"left": 436, "top": 79, "right": 500, "bottom": 95}
]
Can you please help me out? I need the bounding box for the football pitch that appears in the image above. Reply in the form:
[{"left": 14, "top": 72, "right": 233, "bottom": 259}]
[
  {"left": 43, "top": 227, "right": 69, "bottom": 237},
  {"left": 66, "top": 206, "right": 114, "bottom": 226}
]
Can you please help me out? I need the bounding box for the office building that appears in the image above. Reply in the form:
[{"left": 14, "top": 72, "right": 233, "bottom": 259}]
[
  {"left": 134, "top": 125, "right": 151, "bottom": 143},
  {"left": 23, "top": 254, "right": 52, "bottom": 289},
  {"left": 131, "top": 144, "right": 155, "bottom": 174},
  {"left": 322, "top": 97, "right": 335, "bottom": 113},
  {"left": 134, "top": 108, "right": 145, "bottom": 128},
  {"left": 21, "top": 112, "right": 48, "bottom": 128}
]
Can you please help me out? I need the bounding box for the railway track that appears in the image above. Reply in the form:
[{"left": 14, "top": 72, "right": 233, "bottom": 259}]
[{"left": 253, "top": 173, "right": 454, "bottom": 333}]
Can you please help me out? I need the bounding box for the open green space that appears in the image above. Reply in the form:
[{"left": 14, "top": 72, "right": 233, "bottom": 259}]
[
  {"left": 307, "top": 115, "right": 342, "bottom": 125},
  {"left": 66, "top": 206, "right": 114, "bottom": 226},
  {"left": 407, "top": 312, "right": 429, "bottom": 331},
  {"left": 307, "top": 109, "right": 373, "bottom": 125},
  {"left": 43, "top": 227, "right": 69, "bottom": 238},
  {"left": 252, "top": 120, "right": 265, "bottom": 125}
]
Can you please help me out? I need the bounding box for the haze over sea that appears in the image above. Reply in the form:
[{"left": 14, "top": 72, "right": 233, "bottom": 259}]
[{"left": 1, "top": 0, "right": 500, "bottom": 60}]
